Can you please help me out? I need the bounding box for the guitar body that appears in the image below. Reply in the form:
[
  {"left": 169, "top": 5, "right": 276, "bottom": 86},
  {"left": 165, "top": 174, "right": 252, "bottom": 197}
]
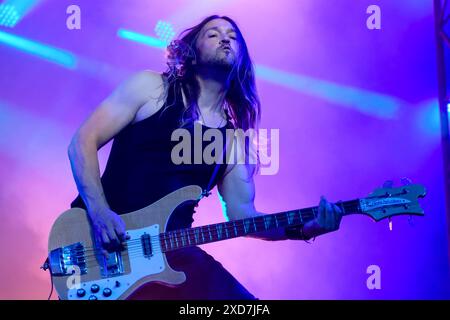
[{"left": 48, "top": 185, "right": 203, "bottom": 300}]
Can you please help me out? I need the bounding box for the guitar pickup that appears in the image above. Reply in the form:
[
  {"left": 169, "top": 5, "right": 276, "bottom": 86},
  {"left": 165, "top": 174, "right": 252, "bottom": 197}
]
[{"left": 141, "top": 233, "right": 153, "bottom": 258}]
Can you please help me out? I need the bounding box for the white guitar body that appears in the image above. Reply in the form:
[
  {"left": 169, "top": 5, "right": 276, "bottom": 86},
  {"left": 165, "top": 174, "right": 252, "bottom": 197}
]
[{"left": 48, "top": 185, "right": 203, "bottom": 300}]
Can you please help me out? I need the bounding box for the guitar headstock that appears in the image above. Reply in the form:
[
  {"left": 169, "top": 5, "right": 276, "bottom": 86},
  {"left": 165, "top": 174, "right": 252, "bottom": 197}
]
[{"left": 359, "top": 178, "right": 426, "bottom": 221}]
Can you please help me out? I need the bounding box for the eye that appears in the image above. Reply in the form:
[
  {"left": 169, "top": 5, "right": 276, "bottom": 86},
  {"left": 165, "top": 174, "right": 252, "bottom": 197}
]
[{"left": 208, "top": 34, "right": 217, "bottom": 38}]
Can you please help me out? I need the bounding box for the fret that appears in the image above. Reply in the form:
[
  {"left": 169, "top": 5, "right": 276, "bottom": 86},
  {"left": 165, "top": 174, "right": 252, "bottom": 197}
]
[
  {"left": 243, "top": 219, "right": 251, "bottom": 234},
  {"left": 253, "top": 217, "right": 257, "bottom": 232},
  {"left": 194, "top": 228, "right": 200, "bottom": 244},
  {"left": 225, "top": 224, "right": 229, "bottom": 238},
  {"left": 298, "top": 210, "right": 303, "bottom": 224},
  {"left": 208, "top": 225, "right": 213, "bottom": 241},
  {"left": 216, "top": 224, "right": 222, "bottom": 240},
  {"left": 169, "top": 232, "right": 174, "bottom": 249},
  {"left": 174, "top": 231, "right": 179, "bottom": 248},
  {"left": 312, "top": 207, "right": 318, "bottom": 218},
  {"left": 263, "top": 216, "right": 268, "bottom": 230},
  {"left": 287, "top": 211, "right": 295, "bottom": 225},
  {"left": 186, "top": 230, "right": 191, "bottom": 246},
  {"left": 233, "top": 221, "right": 238, "bottom": 236},
  {"left": 274, "top": 214, "right": 279, "bottom": 228},
  {"left": 201, "top": 227, "right": 205, "bottom": 243},
  {"left": 164, "top": 237, "right": 168, "bottom": 251},
  {"left": 180, "top": 230, "right": 186, "bottom": 247}
]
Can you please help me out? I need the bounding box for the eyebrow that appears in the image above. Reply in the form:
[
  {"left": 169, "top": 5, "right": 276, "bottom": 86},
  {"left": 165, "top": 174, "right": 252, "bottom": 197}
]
[{"left": 203, "top": 26, "right": 237, "bottom": 35}]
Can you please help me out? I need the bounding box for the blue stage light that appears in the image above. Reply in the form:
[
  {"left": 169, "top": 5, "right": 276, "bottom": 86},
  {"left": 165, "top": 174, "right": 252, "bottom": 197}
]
[
  {"left": 0, "top": 4, "right": 20, "bottom": 27},
  {"left": 255, "top": 65, "right": 401, "bottom": 119},
  {"left": 0, "top": 30, "right": 77, "bottom": 68},
  {"left": 117, "top": 28, "right": 167, "bottom": 49},
  {"left": 154, "top": 20, "right": 176, "bottom": 44},
  {"left": 415, "top": 99, "right": 440, "bottom": 138},
  {"left": 0, "top": 0, "right": 40, "bottom": 28}
]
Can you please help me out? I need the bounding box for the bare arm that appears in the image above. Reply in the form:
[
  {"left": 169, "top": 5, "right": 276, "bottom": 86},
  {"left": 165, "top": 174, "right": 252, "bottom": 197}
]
[
  {"left": 217, "top": 163, "right": 288, "bottom": 241},
  {"left": 217, "top": 141, "right": 343, "bottom": 241},
  {"left": 67, "top": 70, "right": 165, "bottom": 251}
]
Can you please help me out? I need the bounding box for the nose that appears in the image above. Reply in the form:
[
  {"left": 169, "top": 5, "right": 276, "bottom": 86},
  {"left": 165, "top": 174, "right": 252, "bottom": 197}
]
[{"left": 220, "top": 39, "right": 230, "bottom": 45}]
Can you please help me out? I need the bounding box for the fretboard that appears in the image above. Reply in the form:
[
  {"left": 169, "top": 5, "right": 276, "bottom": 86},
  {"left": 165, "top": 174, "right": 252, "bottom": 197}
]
[{"left": 159, "top": 199, "right": 361, "bottom": 252}]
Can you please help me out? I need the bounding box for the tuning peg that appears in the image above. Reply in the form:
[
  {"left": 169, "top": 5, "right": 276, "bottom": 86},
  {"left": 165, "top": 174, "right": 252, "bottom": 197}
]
[
  {"left": 400, "top": 177, "right": 412, "bottom": 186},
  {"left": 382, "top": 180, "right": 394, "bottom": 189},
  {"left": 388, "top": 217, "right": 393, "bottom": 231}
]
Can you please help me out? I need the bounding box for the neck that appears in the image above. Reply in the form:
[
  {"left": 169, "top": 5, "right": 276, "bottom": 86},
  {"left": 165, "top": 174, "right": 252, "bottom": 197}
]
[
  {"left": 157, "top": 199, "right": 361, "bottom": 252},
  {"left": 194, "top": 66, "right": 230, "bottom": 114}
]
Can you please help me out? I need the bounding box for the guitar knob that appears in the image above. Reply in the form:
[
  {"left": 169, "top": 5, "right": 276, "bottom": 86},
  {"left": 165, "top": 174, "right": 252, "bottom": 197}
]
[
  {"left": 88, "top": 295, "right": 98, "bottom": 300},
  {"left": 115, "top": 281, "right": 121, "bottom": 287},
  {"left": 103, "top": 288, "right": 112, "bottom": 297},
  {"left": 90, "top": 284, "right": 100, "bottom": 293},
  {"left": 76, "top": 288, "right": 86, "bottom": 298}
]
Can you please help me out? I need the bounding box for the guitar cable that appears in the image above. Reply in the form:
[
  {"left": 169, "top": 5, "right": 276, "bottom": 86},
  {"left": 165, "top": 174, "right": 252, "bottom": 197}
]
[{"left": 40, "top": 257, "right": 54, "bottom": 300}]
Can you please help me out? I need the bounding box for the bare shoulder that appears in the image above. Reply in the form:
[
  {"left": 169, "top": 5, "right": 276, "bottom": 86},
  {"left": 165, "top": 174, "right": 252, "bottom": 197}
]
[
  {"left": 127, "top": 69, "right": 165, "bottom": 98},
  {"left": 139, "top": 69, "right": 165, "bottom": 88},
  {"left": 129, "top": 70, "right": 168, "bottom": 124}
]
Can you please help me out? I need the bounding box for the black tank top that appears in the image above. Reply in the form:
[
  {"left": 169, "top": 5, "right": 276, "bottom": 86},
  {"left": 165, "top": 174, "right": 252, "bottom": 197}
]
[{"left": 70, "top": 78, "right": 233, "bottom": 231}]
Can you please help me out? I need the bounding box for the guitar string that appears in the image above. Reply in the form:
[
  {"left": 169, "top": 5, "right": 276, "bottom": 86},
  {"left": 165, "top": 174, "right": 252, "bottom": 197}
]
[
  {"left": 77, "top": 202, "right": 359, "bottom": 260},
  {"left": 76, "top": 213, "right": 321, "bottom": 263},
  {"left": 79, "top": 201, "right": 357, "bottom": 255},
  {"left": 74, "top": 206, "right": 362, "bottom": 268},
  {"left": 79, "top": 212, "right": 321, "bottom": 257},
  {"left": 76, "top": 205, "right": 359, "bottom": 263}
]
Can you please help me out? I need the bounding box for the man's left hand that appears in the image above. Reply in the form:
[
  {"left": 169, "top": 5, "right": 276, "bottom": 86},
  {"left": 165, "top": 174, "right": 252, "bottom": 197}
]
[{"left": 303, "top": 196, "right": 343, "bottom": 239}]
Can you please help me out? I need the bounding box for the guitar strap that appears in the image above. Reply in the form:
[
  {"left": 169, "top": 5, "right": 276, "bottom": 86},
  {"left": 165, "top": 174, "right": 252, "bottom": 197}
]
[{"left": 196, "top": 121, "right": 234, "bottom": 204}]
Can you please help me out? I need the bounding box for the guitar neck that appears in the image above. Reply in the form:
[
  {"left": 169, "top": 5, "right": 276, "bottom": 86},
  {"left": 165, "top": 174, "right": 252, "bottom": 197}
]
[{"left": 159, "top": 199, "right": 361, "bottom": 252}]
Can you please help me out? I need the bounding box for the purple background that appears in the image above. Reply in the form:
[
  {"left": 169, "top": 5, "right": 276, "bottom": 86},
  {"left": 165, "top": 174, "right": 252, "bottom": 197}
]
[{"left": 0, "top": 0, "right": 448, "bottom": 299}]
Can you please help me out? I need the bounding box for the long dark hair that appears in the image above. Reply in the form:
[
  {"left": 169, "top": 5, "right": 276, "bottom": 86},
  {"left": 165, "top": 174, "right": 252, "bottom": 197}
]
[{"left": 161, "top": 15, "right": 261, "bottom": 132}]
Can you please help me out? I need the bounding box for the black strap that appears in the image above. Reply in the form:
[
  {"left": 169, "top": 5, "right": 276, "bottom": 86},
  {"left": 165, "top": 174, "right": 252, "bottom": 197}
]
[{"left": 197, "top": 123, "right": 233, "bottom": 203}]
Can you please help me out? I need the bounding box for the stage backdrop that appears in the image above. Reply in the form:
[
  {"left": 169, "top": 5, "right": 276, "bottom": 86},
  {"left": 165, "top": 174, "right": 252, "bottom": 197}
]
[{"left": 0, "top": 0, "right": 448, "bottom": 299}]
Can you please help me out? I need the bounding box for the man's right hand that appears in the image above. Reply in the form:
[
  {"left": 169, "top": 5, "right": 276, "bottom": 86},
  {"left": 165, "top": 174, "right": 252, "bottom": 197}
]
[{"left": 88, "top": 207, "right": 129, "bottom": 258}]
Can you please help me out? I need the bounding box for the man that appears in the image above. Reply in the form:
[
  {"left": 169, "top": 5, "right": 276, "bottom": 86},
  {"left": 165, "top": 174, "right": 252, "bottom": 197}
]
[{"left": 68, "top": 15, "right": 343, "bottom": 299}]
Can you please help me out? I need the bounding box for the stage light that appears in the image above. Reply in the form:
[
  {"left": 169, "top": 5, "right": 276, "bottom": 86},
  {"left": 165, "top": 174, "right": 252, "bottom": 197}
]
[
  {"left": 0, "top": 30, "right": 77, "bottom": 68},
  {"left": 416, "top": 99, "right": 440, "bottom": 138},
  {"left": 154, "top": 20, "right": 176, "bottom": 44},
  {"left": 117, "top": 28, "right": 167, "bottom": 49},
  {"left": 0, "top": 4, "right": 20, "bottom": 27},
  {"left": 255, "top": 65, "right": 400, "bottom": 119},
  {"left": 0, "top": 0, "right": 40, "bottom": 28}
]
